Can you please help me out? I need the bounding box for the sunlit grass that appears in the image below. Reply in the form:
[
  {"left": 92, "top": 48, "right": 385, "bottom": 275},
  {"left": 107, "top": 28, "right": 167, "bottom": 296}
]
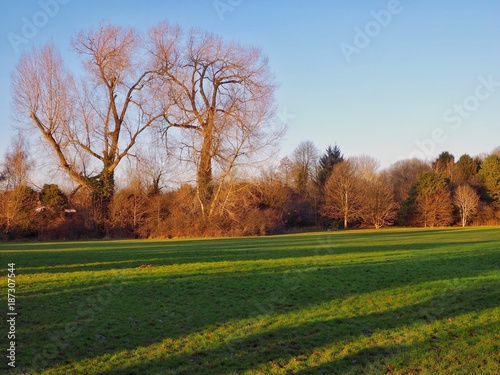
[{"left": 1, "top": 227, "right": 499, "bottom": 374}]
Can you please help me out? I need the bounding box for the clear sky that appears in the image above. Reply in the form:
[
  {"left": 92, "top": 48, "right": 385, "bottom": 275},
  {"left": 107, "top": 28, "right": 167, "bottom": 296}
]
[{"left": 1, "top": 0, "right": 499, "bottom": 169}]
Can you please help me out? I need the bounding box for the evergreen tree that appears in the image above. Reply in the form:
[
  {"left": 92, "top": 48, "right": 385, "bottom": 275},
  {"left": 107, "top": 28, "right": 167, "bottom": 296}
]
[
  {"left": 454, "top": 154, "right": 479, "bottom": 184},
  {"left": 478, "top": 154, "right": 500, "bottom": 203},
  {"left": 316, "top": 144, "right": 344, "bottom": 188},
  {"left": 432, "top": 151, "right": 454, "bottom": 180},
  {"left": 40, "top": 184, "right": 68, "bottom": 215}
]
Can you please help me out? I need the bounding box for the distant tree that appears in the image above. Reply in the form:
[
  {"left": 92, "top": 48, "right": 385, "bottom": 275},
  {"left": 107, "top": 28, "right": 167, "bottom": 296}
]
[
  {"left": 316, "top": 144, "right": 344, "bottom": 188},
  {"left": 137, "top": 144, "right": 172, "bottom": 197},
  {"left": 414, "top": 171, "right": 454, "bottom": 227},
  {"left": 256, "top": 170, "right": 292, "bottom": 214},
  {"left": 277, "top": 156, "right": 294, "bottom": 187},
  {"left": 0, "top": 135, "right": 33, "bottom": 191},
  {"left": 359, "top": 173, "right": 397, "bottom": 229},
  {"left": 322, "top": 160, "right": 362, "bottom": 229},
  {"left": 351, "top": 155, "right": 379, "bottom": 182},
  {"left": 454, "top": 184, "right": 479, "bottom": 227},
  {"left": 388, "top": 159, "right": 430, "bottom": 203},
  {"left": 34, "top": 184, "right": 70, "bottom": 239},
  {"left": 217, "top": 179, "right": 287, "bottom": 236},
  {"left": 478, "top": 154, "right": 500, "bottom": 203},
  {"left": 432, "top": 151, "right": 455, "bottom": 179},
  {"left": 113, "top": 176, "right": 148, "bottom": 237},
  {"left": 164, "top": 184, "right": 199, "bottom": 237},
  {"left": 454, "top": 154, "right": 479, "bottom": 185},
  {"left": 290, "top": 141, "right": 318, "bottom": 196},
  {"left": 40, "top": 184, "right": 67, "bottom": 212},
  {"left": 3, "top": 185, "right": 38, "bottom": 236},
  {"left": 38, "top": 183, "right": 68, "bottom": 225}
]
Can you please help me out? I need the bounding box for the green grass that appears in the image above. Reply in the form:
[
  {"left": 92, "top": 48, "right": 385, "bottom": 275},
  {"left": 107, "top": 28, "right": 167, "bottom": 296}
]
[{"left": 1, "top": 227, "right": 499, "bottom": 374}]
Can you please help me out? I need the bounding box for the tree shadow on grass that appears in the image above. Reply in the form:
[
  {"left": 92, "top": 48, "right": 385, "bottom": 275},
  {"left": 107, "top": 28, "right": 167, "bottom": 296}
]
[
  {"left": 295, "top": 319, "right": 500, "bottom": 375},
  {"left": 11, "top": 232, "right": 500, "bottom": 275},
  {"left": 97, "top": 279, "right": 499, "bottom": 374},
  {"left": 17, "top": 248, "right": 499, "bottom": 373}
]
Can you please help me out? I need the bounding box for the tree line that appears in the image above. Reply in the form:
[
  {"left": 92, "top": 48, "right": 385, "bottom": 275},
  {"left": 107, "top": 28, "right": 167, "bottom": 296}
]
[
  {"left": 1, "top": 135, "right": 499, "bottom": 240},
  {"left": 3, "top": 21, "right": 500, "bottom": 240}
]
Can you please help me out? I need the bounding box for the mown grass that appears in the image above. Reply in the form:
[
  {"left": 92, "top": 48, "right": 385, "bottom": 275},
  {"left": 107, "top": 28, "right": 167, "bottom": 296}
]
[{"left": 0, "top": 227, "right": 499, "bottom": 374}]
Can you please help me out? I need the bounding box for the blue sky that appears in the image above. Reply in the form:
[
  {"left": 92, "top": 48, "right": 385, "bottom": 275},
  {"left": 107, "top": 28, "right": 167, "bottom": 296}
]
[{"left": 1, "top": 0, "right": 499, "bottom": 168}]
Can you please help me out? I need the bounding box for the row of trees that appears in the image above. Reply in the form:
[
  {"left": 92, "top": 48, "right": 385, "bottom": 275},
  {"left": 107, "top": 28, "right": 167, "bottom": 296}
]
[
  {"left": 1, "top": 134, "right": 500, "bottom": 240},
  {"left": 280, "top": 144, "right": 499, "bottom": 231},
  {"left": 3, "top": 21, "right": 499, "bottom": 239}
]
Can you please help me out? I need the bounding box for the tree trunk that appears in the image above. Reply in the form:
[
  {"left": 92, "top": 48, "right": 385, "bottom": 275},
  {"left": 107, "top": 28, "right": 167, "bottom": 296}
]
[
  {"left": 197, "top": 127, "right": 214, "bottom": 218},
  {"left": 344, "top": 190, "right": 348, "bottom": 229},
  {"left": 91, "top": 169, "right": 115, "bottom": 237}
]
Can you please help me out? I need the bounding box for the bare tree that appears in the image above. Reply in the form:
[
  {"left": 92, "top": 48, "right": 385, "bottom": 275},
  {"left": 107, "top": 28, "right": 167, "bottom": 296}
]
[
  {"left": 113, "top": 173, "right": 148, "bottom": 237},
  {"left": 491, "top": 146, "right": 500, "bottom": 157},
  {"left": 0, "top": 135, "right": 33, "bottom": 191},
  {"left": 359, "top": 173, "right": 397, "bottom": 229},
  {"left": 454, "top": 184, "right": 479, "bottom": 227},
  {"left": 387, "top": 159, "right": 430, "bottom": 203},
  {"left": 277, "top": 156, "right": 294, "bottom": 187},
  {"left": 342, "top": 156, "right": 396, "bottom": 229},
  {"left": 351, "top": 154, "right": 379, "bottom": 183},
  {"left": 12, "top": 25, "right": 168, "bottom": 233},
  {"left": 290, "top": 140, "right": 318, "bottom": 196},
  {"left": 322, "top": 160, "right": 362, "bottom": 229},
  {"left": 149, "top": 23, "right": 283, "bottom": 222},
  {"left": 128, "top": 138, "right": 175, "bottom": 196}
]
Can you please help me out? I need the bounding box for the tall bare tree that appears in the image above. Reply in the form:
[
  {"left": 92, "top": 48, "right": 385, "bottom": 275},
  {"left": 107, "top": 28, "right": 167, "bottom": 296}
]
[
  {"left": 351, "top": 154, "right": 379, "bottom": 183},
  {"left": 12, "top": 25, "right": 169, "bottom": 233},
  {"left": 348, "top": 156, "right": 396, "bottom": 229},
  {"left": 290, "top": 140, "right": 318, "bottom": 196},
  {"left": 148, "top": 23, "right": 283, "bottom": 222},
  {"left": 359, "top": 174, "right": 397, "bottom": 229},
  {"left": 322, "top": 160, "right": 362, "bottom": 229},
  {"left": 454, "top": 184, "right": 479, "bottom": 227}
]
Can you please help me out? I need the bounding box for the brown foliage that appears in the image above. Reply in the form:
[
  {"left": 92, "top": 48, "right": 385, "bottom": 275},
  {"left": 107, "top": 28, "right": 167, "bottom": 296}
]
[{"left": 322, "top": 160, "right": 363, "bottom": 229}]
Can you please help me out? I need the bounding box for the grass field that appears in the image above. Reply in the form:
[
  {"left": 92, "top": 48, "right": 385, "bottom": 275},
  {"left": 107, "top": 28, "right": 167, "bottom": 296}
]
[{"left": 1, "top": 228, "right": 499, "bottom": 374}]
